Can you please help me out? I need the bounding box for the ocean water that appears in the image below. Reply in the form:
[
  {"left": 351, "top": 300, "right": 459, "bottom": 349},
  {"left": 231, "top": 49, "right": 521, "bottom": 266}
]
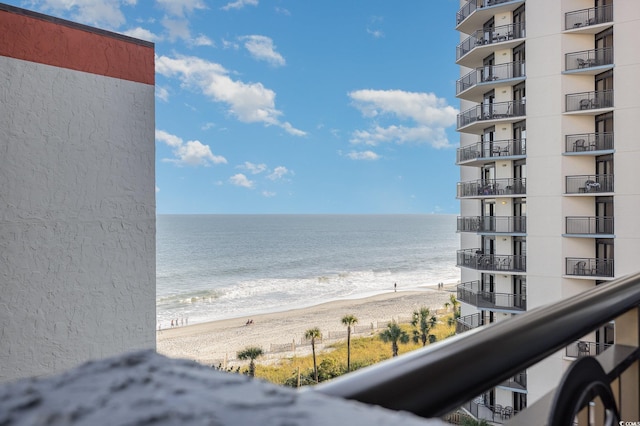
[{"left": 156, "top": 214, "right": 460, "bottom": 326}]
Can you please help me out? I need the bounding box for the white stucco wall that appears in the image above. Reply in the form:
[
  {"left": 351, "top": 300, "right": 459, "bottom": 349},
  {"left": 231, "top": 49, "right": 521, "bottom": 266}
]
[{"left": 0, "top": 55, "right": 155, "bottom": 382}]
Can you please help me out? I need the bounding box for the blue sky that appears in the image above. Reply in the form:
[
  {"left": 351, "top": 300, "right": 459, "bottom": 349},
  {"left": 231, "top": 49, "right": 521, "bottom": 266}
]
[{"left": 11, "top": 0, "right": 462, "bottom": 214}]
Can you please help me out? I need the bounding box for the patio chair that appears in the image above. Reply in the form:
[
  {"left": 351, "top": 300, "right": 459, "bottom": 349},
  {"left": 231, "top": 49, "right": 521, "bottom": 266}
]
[
  {"left": 579, "top": 99, "right": 591, "bottom": 110},
  {"left": 576, "top": 58, "right": 587, "bottom": 68},
  {"left": 493, "top": 404, "right": 503, "bottom": 420},
  {"left": 573, "top": 139, "right": 586, "bottom": 151},
  {"left": 503, "top": 406, "right": 513, "bottom": 419},
  {"left": 574, "top": 261, "right": 587, "bottom": 275},
  {"left": 577, "top": 341, "right": 590, "bottom": 357}
]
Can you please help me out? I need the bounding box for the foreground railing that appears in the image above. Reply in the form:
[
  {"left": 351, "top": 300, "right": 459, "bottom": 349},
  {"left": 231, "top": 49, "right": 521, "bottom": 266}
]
[
  {"left": 565, "top": 132, "right": 613, "bottom": 153},
  {"left": 565, "top": 4, "right": 613, "bottom": 30},
  {"left": 313, "top": 272, "right": 640, "bottom": 424},
  {"left": 457, "top": 138, "right": 526, "bottom": 163}
]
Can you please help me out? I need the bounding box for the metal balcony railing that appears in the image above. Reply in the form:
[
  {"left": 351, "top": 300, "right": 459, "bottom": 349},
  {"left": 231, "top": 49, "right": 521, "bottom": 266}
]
[
  {"left": 565, "top": 47, "right": 613, "bottom": 71},
  {"left": 565, "top": 4, "right": 613, "bottom": 30},
  {"left": 457, "top": 177, "right": 526, "bottom": 198},
  {"left": 314, "top": 272, "right": 640, "bottom": 424},
  {"left": 457, "top": 100, "right": 526, "bottom": 129},
  {"left": 565, "top": 132, "right": 613, "bottom": 153},
  {"left": 565, "top": 216, "right": 614, "bottom": 235},
  {"left": 456, "top": 22, "right": 526, "bottom": 61},
  {"left": 566, "top": 257, "right": 614, "bottom": 278},
  {"left": 457, "top": 216, "right": 526, "bottom": 234},
  {"left": 457, "top": 281, "right": 526, "bottom": 311},
  {"left": 456, "top": 0, "right": 515, "bottom": 25},
  {"left": 566, "top": 89, "right": 613, "bottom": 112},
  {"left": 566, "top": 340, "right": 612, "bottom": 358},
  {"left": 456, "top": 61, "right": 526, "bottom": 95},
  {"left": 565, "top": 174, "right": 613, "bottom": 194},
  {"left": 456, "top": 249, "right": 526, "bottom": 273},
  {"left": 457, "top": 138, "right": 526, "bottom": 163},
  {"left": 456, "top": 312, "right": 487, "bottom": 334}
]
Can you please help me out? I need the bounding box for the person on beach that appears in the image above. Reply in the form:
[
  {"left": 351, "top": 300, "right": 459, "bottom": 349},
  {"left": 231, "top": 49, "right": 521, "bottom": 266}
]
[{"left": 394, "top": 282, "right": 397, "bottom": 292}]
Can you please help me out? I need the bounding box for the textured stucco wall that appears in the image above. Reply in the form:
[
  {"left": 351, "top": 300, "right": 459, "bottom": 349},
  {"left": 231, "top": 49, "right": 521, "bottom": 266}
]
[
  {"left": 0, "top": 46, "right": 155, "bottom": 380},
  {"left": 0, "top": 351, "right": 447, "bottom": 426}
]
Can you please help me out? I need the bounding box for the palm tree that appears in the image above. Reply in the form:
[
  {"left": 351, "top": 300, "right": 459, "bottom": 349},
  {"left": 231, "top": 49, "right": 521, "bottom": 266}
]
[
  {"left": 379, "top": 321, "right": 410, "bottom": 357},
  {"left": 411, "top": 307, "right": 437, "bottom": 346},
  {"left": 237, "top": 346, "right": 263, "bottom": 377},
  {"left": 445, "top": 294, "right": 461, "bottom": 326},
  {"left": 341, "top": 314, "right": 358, "bottom": 372},
  {"left": 305, "top": 327, "right": 322, "bottom": 383}
]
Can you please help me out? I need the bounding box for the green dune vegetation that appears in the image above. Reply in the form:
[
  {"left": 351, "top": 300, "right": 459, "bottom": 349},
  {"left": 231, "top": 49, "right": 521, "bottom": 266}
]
[{"left": 225, "top": 296, "right": 460, "bottom": 388}]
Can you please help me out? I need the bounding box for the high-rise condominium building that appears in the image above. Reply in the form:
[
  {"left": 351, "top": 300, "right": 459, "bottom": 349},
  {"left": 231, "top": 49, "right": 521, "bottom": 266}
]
[{"left": 454, "top": 0, "right": 640, "bottom": 418}]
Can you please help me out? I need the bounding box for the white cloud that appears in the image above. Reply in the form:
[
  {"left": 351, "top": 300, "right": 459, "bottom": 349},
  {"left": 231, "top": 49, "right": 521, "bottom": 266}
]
[
  {"left": 201, "top": 122, "right": 215, "bottom": 130},
  {"left": 240, "top": 35, "right": 285, "bottom": 67},
  {"left": 221, "top": 0, "right": 258, "bottom": 11},
  {"left": 350, "top": 124, "right": 451, "bottom": 148},
  {"left": 348, "top": 89, "right": 458, "bottom": 148},
  {"left": 262, "top": 190, "right": 276, "bottom": 197},
  {"left": 156, "top": 129, "right": 227, "bottom": 166},
  {"left": 346, "top": 150, "right": 381, "bottom": 161},
  {"left": 27, "top": 0, "right": 134, "bottom": 28},
  {"left": 275, "top": 7, "right": 290, "bottom": 16},
  {"left": 267, "top": 166, "right": 292, "bottom": 180},
  {"left": 238, "top": 162, "right": 267, "bottom": 175},
  {"left": 155, "top": 85, "right": 170, "bottom": 102},
  {"left": 229, "top": 173, "right": 254, "bottom": 188},
  {"left": 367, "top": 28, "right": 384, "bottom": 38},
  {"left": 193, "top": 34, "right": 214, "bottom": 46},
  {"left": 122, "top": 26, "right": 162, "bottom": 42},
  {"left": 156, "top": 0, "right": 206, "bottom": 17},
  {"left": 155, "top": 54, "right": 306, "bottom": 136}
]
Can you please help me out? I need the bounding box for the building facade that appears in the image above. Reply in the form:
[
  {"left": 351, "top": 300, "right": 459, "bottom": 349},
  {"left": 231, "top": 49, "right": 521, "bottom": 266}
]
[
  {"left": 455, "top": 0, "right": 640, "bottom": 419},
  {"left": 0, "top": 4, "right": 156, "bottom": 382}
]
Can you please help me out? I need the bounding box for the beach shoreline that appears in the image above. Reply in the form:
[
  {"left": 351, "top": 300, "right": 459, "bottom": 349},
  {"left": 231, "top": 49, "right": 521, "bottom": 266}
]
[{"left": 157, "top": 283, "right": 457, "bottom": 367}]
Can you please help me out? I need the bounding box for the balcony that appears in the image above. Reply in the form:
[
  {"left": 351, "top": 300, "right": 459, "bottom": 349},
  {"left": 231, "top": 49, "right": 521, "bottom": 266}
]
[
  {"left": 457, "top": 280, "right": 526, "bottom": 312},
  {"left": 456, "top": 22, "right": 526, "bottom": 68},
  {"left": 564, "top": 4, "right": 613, "bottom": 32},
  {"left": 565, "top": 174, "right": 613, "bottom": 194},
  {"left": 456, "top": 312, "right": 487, "bottom": 334},
  {"left": 565, "top": 47, "right": 613, "bottom": 74},
  {"left": 566, "top": 257, "right": 614, "bottom": 278},
  {"left": 565, "top": 340, "right": 612, "bottom": 358},
  {"left": 457, "top": 138, "right": 526, "bottom": 165},
  {"left": 457, "top": 177, "right": 526, "bottom": 198},
  {"left": 457, "top": 216, "right": 526, "bottom": 235},
  {"left": 456, "top": 0, "right": 525, "bottom": 34},
  {"left": 565, "top": 216, "right": 614, "bottom": 236},
  {"left": 456, "top": 61, "right": 526, "bottom": 101},
  {"left": 565, "top": 89, "right": 613, "bottom": 113},
  {"left": 565, "top": 132, "right": 613, "bottom": 154},
  {"left": 316, "top": 272, "right": 640, "bottom": 424},
  {"left": 457, "top": 100, "right": 526, "bottom": 133},
  {"left": 457, "top": 249, "right": 526, "bottom": 273}
]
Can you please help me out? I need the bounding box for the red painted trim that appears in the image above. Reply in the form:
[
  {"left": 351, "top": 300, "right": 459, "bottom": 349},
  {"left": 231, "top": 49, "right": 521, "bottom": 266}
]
[{"left": 0, "top": 7, "right": 154, "bottom": 85}]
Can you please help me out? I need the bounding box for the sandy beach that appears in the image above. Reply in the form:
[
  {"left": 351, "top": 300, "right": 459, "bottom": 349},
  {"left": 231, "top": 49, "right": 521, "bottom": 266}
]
[{"left": 157, "top": 285, "right": 456, "bottom": 367}]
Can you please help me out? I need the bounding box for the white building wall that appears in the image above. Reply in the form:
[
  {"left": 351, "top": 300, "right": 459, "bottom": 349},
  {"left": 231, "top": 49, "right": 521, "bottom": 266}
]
[{"left": 0, "top": 54, "right": 155, "bottom": 381}]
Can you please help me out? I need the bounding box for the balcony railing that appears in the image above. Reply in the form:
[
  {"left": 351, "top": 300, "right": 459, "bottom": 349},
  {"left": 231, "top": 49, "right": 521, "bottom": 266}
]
[
  {"left": 456, "top": 0, "right": 515, "bottom": 25},
  {"left": 457, "top": 177, "right": 526, "bottom": 198},
  {"left": 456, "top": 312, "right": 487, "bottom": 334},
  {"left": 565, "top": 132, "right": 613, "bottom": 153},
  {"left": 457, "top": 216, "right": 526, "bottom": 234},
  {"left": 457, "top": 280, "right": 526, "bottom": 311},
  {"left": 565, "top": 174, "right": 613, "bottom": 194},
  {"left": 457, "top": 138, "right": 526, "bottom": 163},
  {"left": 565, "top": 216, "right": 614, "bottom": 235},
  {"left": 457, "top": 100, "right": 526, "bottom": 129},
  {"left": 314, "top": 272, "right": 640, "bottom": 424},
  {"left": 566, "top": 257, "right": 614, "bottom": 278},
  {"left": 457, "top": 249, "right": 526, "bottom": 273},
  {"left": 566, "top": 89, "right": 613, "bottom": 112},
  {"left": 565, "top": 4, "right": 613, "bottom": 30},
  {"left": 566, "top": 340, "right": 612, "bottom": 358},
  {"left": 456, "top": 61, "right": 525, "bottom": 96},
  {"left": 565, "top": 47, "right": 613, "bottom": 71},
  {"left": 456, "top": 22, "right": 526, "bottom": 61}
]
